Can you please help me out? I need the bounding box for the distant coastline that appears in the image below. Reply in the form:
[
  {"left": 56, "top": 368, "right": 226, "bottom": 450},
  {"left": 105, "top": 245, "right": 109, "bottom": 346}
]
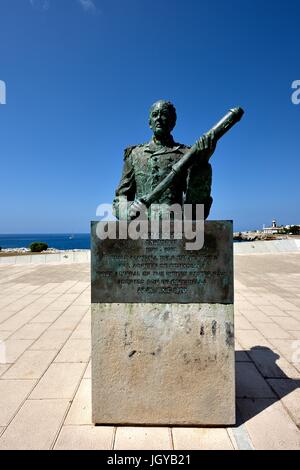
[
  {"left": 0, "top": 234, "right": 90, "bottom": 251},
  {"left": 1, "top": 231, "right": 299, "bottom": 254}
]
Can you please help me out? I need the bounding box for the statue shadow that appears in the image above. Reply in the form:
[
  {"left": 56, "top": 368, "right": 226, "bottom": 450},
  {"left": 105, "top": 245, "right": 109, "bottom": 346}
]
[{"left": 235, "top": 346, "right": 300, "bottom": 426}]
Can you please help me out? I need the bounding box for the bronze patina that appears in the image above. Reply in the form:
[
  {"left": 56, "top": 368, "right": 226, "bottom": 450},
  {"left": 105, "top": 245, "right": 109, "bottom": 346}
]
[{"left": 113, "top": 100, "right": 243, "bottom": 220}]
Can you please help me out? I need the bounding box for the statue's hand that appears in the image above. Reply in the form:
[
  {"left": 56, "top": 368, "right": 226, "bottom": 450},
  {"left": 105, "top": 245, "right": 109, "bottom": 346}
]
[
  {"left": 195, "top": 131, "right": 216, "bottom": 162},
  {"left": 128, "top": 199, "right": 148, "bottom": 220}
]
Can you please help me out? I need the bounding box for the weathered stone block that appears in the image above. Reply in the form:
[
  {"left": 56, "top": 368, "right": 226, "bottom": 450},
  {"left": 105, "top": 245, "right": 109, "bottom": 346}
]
[
  {"left": 91, "top": 220, "right": 235, "bottom": 425},
  {"left": 92, "top": 302, "right": 235, "bottom": 425}
]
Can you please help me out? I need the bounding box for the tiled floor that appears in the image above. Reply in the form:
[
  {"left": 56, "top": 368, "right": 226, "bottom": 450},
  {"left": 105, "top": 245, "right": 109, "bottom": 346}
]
[{"left": 0, "top": 254, "right": 299, "bottom": 450}]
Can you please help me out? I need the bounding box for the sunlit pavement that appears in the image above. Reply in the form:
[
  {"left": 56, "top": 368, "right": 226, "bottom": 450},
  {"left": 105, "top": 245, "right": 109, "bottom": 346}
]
[{"left": 0, "top": 254, "right": 300, "bottom": 449}]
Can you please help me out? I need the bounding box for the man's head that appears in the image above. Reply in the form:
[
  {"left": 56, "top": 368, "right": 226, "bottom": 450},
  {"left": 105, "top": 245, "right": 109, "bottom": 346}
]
[{"left": 149, "top": 100, "right": 177, "bottom": 138}]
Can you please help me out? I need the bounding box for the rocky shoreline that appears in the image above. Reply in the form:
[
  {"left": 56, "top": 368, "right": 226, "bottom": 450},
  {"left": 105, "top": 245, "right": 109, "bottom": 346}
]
[
  {"left": 0, "top": 248, "right": 89, "bottom": 257},
  {"left": 234, "top": 232, "right": 290, "bottom": 242}
]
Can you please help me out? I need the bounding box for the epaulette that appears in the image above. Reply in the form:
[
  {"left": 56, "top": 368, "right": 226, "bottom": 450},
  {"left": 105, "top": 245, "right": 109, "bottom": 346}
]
[
  {"left": 176, "top": 142, "right": 190, "bottom": 149},
  {"left": 124, "top": 145, "right": 139, "bottom": 159}
]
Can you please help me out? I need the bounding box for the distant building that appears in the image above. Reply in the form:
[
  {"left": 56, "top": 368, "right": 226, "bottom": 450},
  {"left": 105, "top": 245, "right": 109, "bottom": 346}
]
[{"left": 263, "top": 220, "right": 284, "bottom": 234}]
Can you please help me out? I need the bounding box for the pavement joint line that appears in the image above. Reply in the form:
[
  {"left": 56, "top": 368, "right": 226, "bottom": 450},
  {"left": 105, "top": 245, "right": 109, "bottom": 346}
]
[
  {"left": 267, "top": 378, "right": 300, "bottom": 428},
  {"left": 231, "top": 413, "right": 254, "bottom": 450},
  {"left": 50, "top": 400, "right": 74, "bottom": 451},
  {"left": 111, "top": 426, "right": 117, "bottom": 450},
  {"left": 0, "top": 286, "right": 89, "bottom": 342},
  {"left": 168, "top": 427, "right": 174, "bottom": 450},
  {"left": 26, "top": 315, "right": 90, "bottom": 384},
  {"left": 226, "top": 427, "right": 238, "bottom": 450},
  {"left": 50, "top": 360, "right": 92, "bottom": 450},
  {"left": 0, "top": 379, "right": 38, "bottom": 432},
  {"left": 0, "top": 304, "right": 90, "bottom": 430},
  {"left": 1, "top": 259, "right": 299, "bottom": 449}
]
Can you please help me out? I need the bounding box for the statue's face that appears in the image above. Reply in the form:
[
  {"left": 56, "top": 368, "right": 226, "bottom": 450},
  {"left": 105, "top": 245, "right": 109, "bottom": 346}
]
[{"left": 149, "top": 103, "right": 174, "bottom": 137}]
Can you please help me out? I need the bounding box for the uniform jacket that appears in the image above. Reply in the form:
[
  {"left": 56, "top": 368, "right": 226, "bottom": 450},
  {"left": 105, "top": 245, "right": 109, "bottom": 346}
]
[{"left": 113, "top": 137, "right": 213, "bottom": 219}]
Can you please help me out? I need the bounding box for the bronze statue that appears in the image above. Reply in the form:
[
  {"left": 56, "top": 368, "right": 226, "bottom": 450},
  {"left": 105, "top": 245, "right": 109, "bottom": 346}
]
[{"left": 113, "top": 100, "right": 243, "bottom": 220}]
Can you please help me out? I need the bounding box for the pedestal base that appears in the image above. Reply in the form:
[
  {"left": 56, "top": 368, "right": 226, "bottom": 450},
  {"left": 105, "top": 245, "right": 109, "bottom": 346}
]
[{"left": 92, "top": 302, "right": 235, "bottom": 425}]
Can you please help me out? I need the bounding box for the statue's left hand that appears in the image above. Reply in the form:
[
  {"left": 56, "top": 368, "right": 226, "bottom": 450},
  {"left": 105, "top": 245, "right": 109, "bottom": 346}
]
[
  {"left": 128, "top": 199, "right": 148, "bottom": 220},
  {"left": 195, "top": 131, "right": 216, "bottom": 161}
]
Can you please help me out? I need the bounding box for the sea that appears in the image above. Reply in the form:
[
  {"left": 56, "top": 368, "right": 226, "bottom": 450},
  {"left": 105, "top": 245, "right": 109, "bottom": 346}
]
[
  {"left": 0, "top": 234, "right": 90, "bottom": 251},
  {"left": 0, "top": 233, "right": 244, "bottom": 251}
]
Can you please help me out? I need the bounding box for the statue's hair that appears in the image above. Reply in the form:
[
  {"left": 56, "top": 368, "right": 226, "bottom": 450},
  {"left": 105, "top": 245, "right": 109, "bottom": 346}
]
[{"left": 149, "top": 100, "right": 177, "bottom": 130}]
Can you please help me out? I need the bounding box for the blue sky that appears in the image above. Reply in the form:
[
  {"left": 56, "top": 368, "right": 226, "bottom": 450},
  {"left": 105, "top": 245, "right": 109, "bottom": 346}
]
[{"left": 0, "top": 0, "right": 299, "bottom": 233}]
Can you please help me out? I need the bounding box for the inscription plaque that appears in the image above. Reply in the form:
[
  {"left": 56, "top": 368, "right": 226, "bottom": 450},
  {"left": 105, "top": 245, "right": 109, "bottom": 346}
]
[{"left": 91, "top": 220, "right": 233, "bottom": 304}]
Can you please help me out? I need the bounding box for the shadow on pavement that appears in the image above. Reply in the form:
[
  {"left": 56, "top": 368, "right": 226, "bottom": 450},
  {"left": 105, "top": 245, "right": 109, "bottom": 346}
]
[{"left": 235, "top": 346, "right": 300, "bottom": 426}]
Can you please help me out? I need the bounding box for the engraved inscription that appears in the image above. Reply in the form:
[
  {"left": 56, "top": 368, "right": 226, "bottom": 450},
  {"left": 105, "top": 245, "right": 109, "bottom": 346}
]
[{"left": 91, "top": 221, "right": 233, "bottom": 304}]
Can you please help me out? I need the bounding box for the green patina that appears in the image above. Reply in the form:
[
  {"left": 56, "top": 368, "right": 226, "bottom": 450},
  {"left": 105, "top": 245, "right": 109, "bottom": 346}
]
[{"left": 113, "top": 100, "right": 216, "bottom": 220}]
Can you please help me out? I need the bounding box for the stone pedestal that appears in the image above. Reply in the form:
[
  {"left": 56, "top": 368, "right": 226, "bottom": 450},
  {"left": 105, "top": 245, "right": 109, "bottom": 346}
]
[{"left": 91, "top": 221, "right": 235, "bottom": 425}]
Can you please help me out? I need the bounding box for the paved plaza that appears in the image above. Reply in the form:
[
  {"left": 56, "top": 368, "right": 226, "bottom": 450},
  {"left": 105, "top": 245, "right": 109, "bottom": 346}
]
[{"left": 0, "top": 253, "right": 300, "bottom": 450}]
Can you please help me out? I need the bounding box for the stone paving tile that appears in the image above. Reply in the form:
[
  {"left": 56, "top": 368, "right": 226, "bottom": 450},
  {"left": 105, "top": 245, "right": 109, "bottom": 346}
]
[
  {"left": 248, "top": 347, "right": 300, "bottom": 379},
  {"left": 2, "top": 350, "right": 57, "bottom": 380},
  {"left": 236, "top": 362, "right": 276, "bottom": 398},
  {"left": 30, "top": 296, "right": 61, "bottom": 307},
  {"left": 65, "top": 378, "right": 91, "bottom": 425},
  {"left": 0, "top": 308, "right": 44, "bottom": 331},
  {"left": 237, "top": 399, "right": 300, "bottom": 450},
  {"left": 0, "top": 311, "right": 17, "bottom": 324},
  {"left": 172, "top": 428, "right": 233, "bottom": 450},
  {"left": 114, "top": 427, "right": 173, "bottom": 450},
  {"left": 236, "top": 330, "right": 273, "bottom": 350},
  {"left": 48, "top": 281, "right": 78, "bottom": 295},
  {"left": 235, "top": 316, "right": 254, "bottom": 330},
  {"left": 65, "top": 282, "right": 89, "bottom": 294},
  {"left": 235, "top": 341, "right": 251, "bottom": 362},
  {"left": 271, "top": 316, "right": 300, "bottom": 331},
  {"left": 259, "top": 306, "right": 288, "bottom": 317},
  {"left": 274, "top": 301, "right": 299, "bottom": 311},
  {"left": 0, "top": 399, "right": 69, "bottom": 450},
  {"left": 70, "top": 318, "right": 91, "bottom": 340},
  {"left": 49, "top": 308, "right": 88, "bottom": 332},
  {"left": 71, "top": 296, "right": 91, "bottom": 307},
  {"left": 0, "top": 255, "right": 299, "bottom": 450},
  {"left": 71, "top": 318, "right": 91, "bottom": 333},
  {"left": 0, "top": 331, "right": 13, "bottom": 341},
  {"left": 83, "top": 361, "right": 91, "bottom": 379},
  {"left": 285, "top": 310, "right": 300, "bottom": 322},
  {"left": 240, "top": 309, "right": 274, "bottom": 323},
  {"left": 235, "top": 301, "right": 257, "bottom": 311},
  {"left": 30, "top": 363, "right": 86, "bottom": 399},
  {"left": 2, "top": 339, "right": 33, "bottom": 364},
  {"left": 0, "top": 380, "right": 36, "bottom": 426},
  {"left": 29, "top": 309, "right": 64, "bottom": 324},
  {"left": 270, "top": 339, "right": 300, "bottom": 365},
  {"left": 10, "top": 323, "right": 51, "bottom": 340},
  {"left": 54, "top": 339, "right": 90, "bottom": 363},
  {"left": 45, "top": 301, "right": 73, "bottom": 311},
  {"left": 54, "top": 425, "right": 114, "bottom": 450},
  {"left": 30, "top": 328, "right": 71, "bottom": 350},
  {"left": 56, "top": 294, "right": 79, "bottom": 304},
  {"left": 63, "top": 305, "right": 90, "bottom": 316},
  {"left": 255, "top": 322, "right": 293, "bottom": 339},
  {"left": 288, "top": 330, "right": 300, "bottom": 340},
  {"left": 3, "top": 295, "right": 42, "bottom": 313},
  {"left": 248, "top": 297, "right": 274, "bottom": 307},
  {"left": 267, "top": 379, "right": 300, "bottom": 426},
  {"left": 32, "top": 283, "right": 61, "bottom": 295},
  {"left": 0, "top": 364, "right": 10, "bottom": 377}
]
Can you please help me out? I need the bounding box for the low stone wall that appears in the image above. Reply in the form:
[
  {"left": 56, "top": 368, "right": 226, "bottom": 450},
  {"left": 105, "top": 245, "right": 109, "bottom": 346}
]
[
  {"left": 1, "top": 239, "right": 299, "bottom": 264},
  {"left": 0, "top": 250, "right": 91, "bottom": 265},
  {"left": 234, "top": 238, "right": 300, "bottom": 254}
]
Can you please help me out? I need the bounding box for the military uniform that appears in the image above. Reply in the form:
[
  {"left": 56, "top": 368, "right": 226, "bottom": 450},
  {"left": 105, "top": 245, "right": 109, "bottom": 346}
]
[{"left": 113, "top": 137, "right": 213, "bottom": 219}]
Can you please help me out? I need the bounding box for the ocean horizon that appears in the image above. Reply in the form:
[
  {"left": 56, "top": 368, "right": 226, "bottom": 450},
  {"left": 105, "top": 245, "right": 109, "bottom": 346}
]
[{"left": 0, "top": 234, "right": 91, "bottom": 250}]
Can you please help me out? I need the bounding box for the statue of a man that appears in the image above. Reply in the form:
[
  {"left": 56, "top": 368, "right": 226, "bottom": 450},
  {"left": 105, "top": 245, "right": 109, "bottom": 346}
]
[{"left": 113, "top": 100, "right": 216, "bottom": 220}]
